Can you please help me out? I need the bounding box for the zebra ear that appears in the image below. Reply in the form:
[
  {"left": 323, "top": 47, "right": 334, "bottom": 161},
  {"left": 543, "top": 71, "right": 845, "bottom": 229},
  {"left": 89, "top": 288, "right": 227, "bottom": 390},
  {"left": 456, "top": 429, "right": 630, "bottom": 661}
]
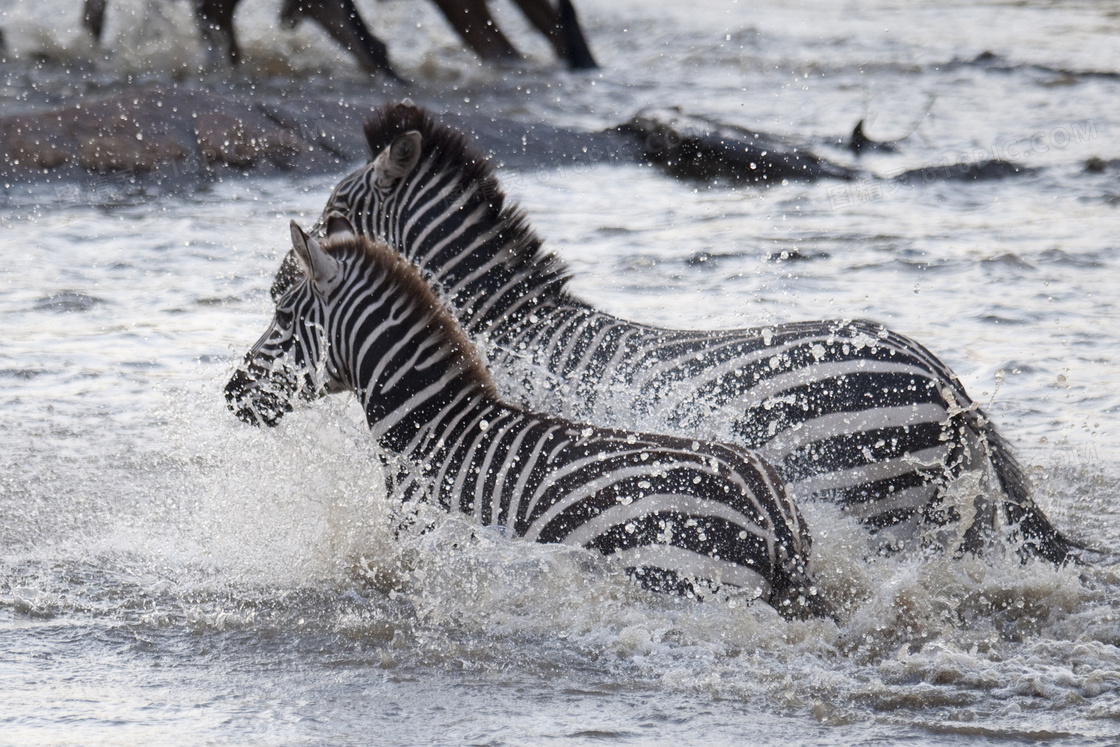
[
  {"left": 290, "top": 221, "right": 339, "bottom": 286},
  {"left": 384, "top": 131, "right": 422, "bottom": 179},
  {"left": 324, "top": 211, "right": 356, "bottom": 238}
]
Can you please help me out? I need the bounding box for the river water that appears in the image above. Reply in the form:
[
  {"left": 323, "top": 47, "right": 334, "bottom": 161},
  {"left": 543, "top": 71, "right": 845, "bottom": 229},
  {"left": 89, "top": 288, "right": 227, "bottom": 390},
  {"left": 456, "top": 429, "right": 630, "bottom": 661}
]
[{"left": 2, "top": 0, "right": 1119, "bottom": 744}]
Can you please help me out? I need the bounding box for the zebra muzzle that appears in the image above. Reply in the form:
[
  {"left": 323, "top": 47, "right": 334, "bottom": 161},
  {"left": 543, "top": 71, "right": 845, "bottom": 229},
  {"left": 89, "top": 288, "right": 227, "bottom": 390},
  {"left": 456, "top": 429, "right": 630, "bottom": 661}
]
[{"left": 225, "top": 368, "right": 294, "bottom": 427}]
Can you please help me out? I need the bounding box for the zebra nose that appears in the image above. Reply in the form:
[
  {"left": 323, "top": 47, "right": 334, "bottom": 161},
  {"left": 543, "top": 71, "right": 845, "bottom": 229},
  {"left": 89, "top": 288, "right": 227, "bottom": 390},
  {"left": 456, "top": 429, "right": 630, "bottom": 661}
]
[
  {"left": 225, "top": 368, "right": 254, "bottom": 405},
  {"left": 225, "top": 369, "right": 257, "bottom": 424},
  {"left": 225, "top": 369, "right": 278, "bottom": 427}
]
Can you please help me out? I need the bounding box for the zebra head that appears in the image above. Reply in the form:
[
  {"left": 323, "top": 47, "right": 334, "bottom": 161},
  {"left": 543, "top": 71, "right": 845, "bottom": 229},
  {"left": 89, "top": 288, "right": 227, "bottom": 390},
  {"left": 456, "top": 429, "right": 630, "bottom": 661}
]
[
  {"left": 267, "top": 125, "right": 423, "bottom": 306},
  {"left": 324, "top": 125, "right": 424, "bottom": 257},
  {"left": 226, "top": 215, "right": 354, "bottom": 426}
]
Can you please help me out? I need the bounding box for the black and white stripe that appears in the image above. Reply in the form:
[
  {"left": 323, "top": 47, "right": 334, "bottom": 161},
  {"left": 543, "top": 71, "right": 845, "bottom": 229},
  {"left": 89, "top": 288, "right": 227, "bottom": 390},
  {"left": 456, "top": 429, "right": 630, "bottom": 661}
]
[
  {"left": 229, "top": 216, "right": 832, "bottom": 620},
  {"left": 270, "top": 103, "right": 1075, "bottom": 564}
]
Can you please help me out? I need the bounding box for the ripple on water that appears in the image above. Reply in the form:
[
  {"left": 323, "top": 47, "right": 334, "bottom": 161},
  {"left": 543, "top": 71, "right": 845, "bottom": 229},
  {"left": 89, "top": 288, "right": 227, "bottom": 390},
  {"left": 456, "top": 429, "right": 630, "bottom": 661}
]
[{"left": 32, "top": 292, "right": 105, "bottom": 312}]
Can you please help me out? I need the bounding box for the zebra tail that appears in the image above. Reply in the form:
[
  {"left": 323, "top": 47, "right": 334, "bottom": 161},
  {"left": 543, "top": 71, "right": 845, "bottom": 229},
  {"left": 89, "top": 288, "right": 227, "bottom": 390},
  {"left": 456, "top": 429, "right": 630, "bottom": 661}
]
[
  {"left": 769, "top": 572, "right": 837, "bottom": 622},
  {"left": 983, "top": 416, "right": 1091, "bottom": 564},
  {"left": 767, "top": 549, "right": 837, "bottom": 622}
]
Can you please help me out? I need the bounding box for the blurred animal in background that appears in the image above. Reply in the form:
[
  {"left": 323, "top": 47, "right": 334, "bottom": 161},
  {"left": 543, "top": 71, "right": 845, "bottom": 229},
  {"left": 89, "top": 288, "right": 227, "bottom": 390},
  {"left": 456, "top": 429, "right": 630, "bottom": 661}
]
[
  {"left": 428, "top": 0, "right": 596, "bottom": 69},
  {"left": 81, "top": 0, "right": 596, "bottom": 80}
]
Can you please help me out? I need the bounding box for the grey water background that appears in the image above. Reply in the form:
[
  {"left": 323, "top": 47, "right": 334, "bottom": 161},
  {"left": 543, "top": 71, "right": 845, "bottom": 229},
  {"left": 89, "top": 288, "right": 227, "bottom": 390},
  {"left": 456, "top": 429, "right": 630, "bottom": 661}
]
[{"left": 1, "top": 0, "right": 1119, "bottom": 743}]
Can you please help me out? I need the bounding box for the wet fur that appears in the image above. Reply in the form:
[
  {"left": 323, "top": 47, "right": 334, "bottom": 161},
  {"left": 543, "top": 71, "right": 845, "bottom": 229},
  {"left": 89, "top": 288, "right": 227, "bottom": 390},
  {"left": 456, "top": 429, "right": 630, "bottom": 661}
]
[{"left": 319, "top": 231, "right": 499, "bottom": 401}]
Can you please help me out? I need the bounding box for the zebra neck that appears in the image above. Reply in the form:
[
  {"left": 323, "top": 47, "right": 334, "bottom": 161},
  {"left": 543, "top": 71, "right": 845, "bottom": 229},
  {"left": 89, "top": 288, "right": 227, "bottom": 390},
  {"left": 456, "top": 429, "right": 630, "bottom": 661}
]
[
  {"left": 356, "top": 354, "right": 486, "bottom": 447},
  {"left": 411, "top": 248, "right": 572, "bottom": 337},
  {"left": 375, "top": 383, "right": 510, "bottom": 466},
  {"left": 392, "top": 182, "right": 575, "bottom": 334}
]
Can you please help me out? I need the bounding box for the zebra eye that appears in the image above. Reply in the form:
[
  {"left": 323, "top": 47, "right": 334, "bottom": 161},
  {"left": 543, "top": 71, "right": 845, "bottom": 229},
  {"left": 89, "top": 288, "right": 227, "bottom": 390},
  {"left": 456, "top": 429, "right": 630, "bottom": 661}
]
[{"left": 274, "top": 308, "right": 295, "bottom": 328}]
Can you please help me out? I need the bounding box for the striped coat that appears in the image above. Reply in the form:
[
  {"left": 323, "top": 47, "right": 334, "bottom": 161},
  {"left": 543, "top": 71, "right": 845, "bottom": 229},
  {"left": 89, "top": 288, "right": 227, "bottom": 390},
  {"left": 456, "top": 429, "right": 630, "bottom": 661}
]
[
  {"left": 228, "top": 216, "right": 832, "bottom": 619},
  {"left": 269, "top": 103, "right": 1075, "bottom": 564}
]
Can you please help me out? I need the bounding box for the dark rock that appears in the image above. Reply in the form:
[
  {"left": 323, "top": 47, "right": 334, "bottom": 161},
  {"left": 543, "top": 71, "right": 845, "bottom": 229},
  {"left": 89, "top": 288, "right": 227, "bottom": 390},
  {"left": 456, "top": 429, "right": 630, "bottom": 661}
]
[
  {"left": 1085, "top": 157, "right": 1120, "bottom": 173},
  {"left": 0, "top": 87, "right": 367, "bottom": 180},
  {"left": 1, "top": 88, "right": 1051, "bottom": 197}
]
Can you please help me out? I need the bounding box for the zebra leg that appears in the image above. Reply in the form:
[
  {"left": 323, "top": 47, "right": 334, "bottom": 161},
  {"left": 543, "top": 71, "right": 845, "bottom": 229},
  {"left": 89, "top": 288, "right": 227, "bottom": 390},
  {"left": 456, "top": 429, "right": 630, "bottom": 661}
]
[
  {"left": 376, "top": 453, "right": 441, "bottom": 545},
  {"left": 507, "top": 0, "right": 597, "bottom": 69},
  {"left": 948, "top": 413, "right": 1000, "bottom": 558},
  {"left": 983, "top": 421, "right": 1077, "bottom": 564},
  {"left": 279, "top": 0, "right": 404, "bottom": 83},
  {"left": 194, "top": 0, "right": 241, "bottom": 67},
  {"left": 767, "top": 559, "right": 836, "bottom": 621},
  {"left": 626, "top": 558, "right": 831, "bottom": 621},
  {"left": 83, "top": 0, "right": 108, "bottom": 41},
  {"left": 945, "top": 407, "right": 1077, "bottom": 565},
  {"left": 428, "top": 0, "right": 523, "bottom": 62}
]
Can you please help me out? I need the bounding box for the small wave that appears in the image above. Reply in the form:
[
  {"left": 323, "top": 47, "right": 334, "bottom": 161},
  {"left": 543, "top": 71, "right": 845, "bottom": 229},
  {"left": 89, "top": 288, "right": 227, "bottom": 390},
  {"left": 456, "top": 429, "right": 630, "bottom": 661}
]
[
  {"left": 0, "top": 367, "right": 46, "bottom": 379},
  {"left": 192, "top": 296, "right": 242, "bottom": 307},
  {"left": 597, "top": 226, "right": 635, "bottom": 237},
  {"left": 962, "top": 50, "right": 1119, "bottom": 83},
  {"left": 763, "top": 248, "right": 829, "bottom": 263},
  {"left": 33, "top": 291, "right": 104, "bottom": 312},
  {"left": 981, "top": 252, "right": 1035, "bottom": 269},
  {"left": 1038, "top": 248, "right": 1108, "bottom": 269}
]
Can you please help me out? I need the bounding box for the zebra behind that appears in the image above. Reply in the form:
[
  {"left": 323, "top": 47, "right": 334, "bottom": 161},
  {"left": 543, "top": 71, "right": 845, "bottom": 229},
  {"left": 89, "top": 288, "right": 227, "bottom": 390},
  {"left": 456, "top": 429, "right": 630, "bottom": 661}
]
[
  {"left": 227, "top": 215, "right": 832, "bottom": 620},
  {"left": 270, "top": 103, "right": 1077, "bottom": 565}
]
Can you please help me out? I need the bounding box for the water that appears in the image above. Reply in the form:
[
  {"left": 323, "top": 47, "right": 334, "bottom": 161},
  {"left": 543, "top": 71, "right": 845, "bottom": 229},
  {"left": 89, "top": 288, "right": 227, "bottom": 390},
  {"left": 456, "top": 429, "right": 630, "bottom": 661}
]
[{"left": 2, "top": 0, "right": 1119, "bottom": 743}]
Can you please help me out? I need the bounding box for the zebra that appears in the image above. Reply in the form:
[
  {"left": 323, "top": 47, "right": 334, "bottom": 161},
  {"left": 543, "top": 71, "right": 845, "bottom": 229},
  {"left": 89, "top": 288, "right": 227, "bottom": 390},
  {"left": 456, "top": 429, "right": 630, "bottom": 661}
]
[
  {"left": 269, "top": 103, "right": 1077, "bottom": 565},
  {"left": 226, "top": 214, "right": 833, "bottom": 621}
]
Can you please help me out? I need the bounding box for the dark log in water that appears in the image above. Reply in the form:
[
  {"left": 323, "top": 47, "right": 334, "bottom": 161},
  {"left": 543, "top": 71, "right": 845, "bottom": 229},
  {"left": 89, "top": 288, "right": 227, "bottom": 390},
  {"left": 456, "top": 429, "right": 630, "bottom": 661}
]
[{"left": 617, "top": 107, "right": 859, "bottom": 184}]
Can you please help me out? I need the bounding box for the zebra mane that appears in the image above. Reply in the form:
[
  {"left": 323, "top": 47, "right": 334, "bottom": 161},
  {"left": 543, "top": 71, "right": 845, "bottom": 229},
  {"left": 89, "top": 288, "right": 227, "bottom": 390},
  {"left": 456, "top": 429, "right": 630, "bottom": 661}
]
[
  {"left": 320, "top": 231, "right": 499, "bottom": 399},
  {"left": 362, "top": 102, "right": 573, "bottom": 298}
]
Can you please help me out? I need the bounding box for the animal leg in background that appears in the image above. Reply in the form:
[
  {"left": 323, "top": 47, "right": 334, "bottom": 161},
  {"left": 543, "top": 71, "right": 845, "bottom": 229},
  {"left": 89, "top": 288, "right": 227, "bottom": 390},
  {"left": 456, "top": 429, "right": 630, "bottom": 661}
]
[
  {"left": 81, "top": 0, "right": 402, "bottom": 80},
  {"left": 429, "top": 0, "right": 522, "bottom": 62},
  {"left": 195, "top": 0, "right": 241, "bottom": 66},
  {"left": 83, "top": 0, "right": 108, "bottom": 41},
  {"left": 280, "top": 0, "right": 403, "bottom": 81},
  {"left": 80, "top": 0, "right": 249, "bottom": 67},
  {"left": 508, "top": 0, "right": 597, "bottom": 69},
  {"left": 429, "top": 0, "right": 596, "bottom": 69}
]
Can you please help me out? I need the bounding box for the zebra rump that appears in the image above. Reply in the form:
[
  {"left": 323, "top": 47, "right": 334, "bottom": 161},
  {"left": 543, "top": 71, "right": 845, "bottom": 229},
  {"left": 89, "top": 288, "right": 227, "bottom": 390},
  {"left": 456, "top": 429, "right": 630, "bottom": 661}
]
[
  {"left": 268, "top": 103, "right": 1078, "bottom": 566},
  {"left": 227, "top": 216, "right": 832, "bottom": 620}
]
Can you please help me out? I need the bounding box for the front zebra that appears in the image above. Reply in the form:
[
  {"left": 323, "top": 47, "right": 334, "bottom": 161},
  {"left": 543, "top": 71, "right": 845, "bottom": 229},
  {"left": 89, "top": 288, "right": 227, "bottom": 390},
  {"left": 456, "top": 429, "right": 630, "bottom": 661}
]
[
  {"left": 271, "top": 104, "right": 1076, "bottom": 564},
  {"left": 227, "top": 215, "right": 831, "bottom": 620}
]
